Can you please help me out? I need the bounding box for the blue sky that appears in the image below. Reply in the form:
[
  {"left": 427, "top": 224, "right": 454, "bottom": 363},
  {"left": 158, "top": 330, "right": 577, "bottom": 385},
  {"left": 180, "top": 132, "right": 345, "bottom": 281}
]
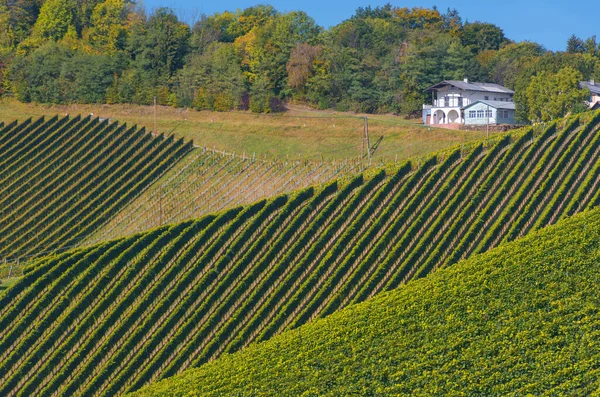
[{"left": 142, "top": 0, "right": 597, "bottom": 52}]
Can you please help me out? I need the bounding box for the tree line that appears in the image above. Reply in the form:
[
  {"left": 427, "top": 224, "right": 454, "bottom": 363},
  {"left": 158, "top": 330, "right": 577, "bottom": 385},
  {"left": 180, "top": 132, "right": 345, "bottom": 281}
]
[{"left": 0, "top": 1, "right": 599, "bottom": 122}]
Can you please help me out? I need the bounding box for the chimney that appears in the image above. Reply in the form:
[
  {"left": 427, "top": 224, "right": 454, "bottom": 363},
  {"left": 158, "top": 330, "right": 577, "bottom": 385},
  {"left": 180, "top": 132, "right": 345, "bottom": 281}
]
[
  {"left": 464, "top": 78, "right": 469, "bottom": 83},
  {"left": 591, "top": 79, "right": 596, "bottom": 86}
]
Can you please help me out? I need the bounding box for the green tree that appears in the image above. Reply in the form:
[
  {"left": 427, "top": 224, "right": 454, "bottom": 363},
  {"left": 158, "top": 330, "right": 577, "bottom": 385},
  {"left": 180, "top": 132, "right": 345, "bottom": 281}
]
[
  {"left": 460, "top": 22, "right": 508, "bottom": 55},
  {"left": 144, "top": 8, "right": 190, "bottom": 82},
  {"left": 525, "top": 67, "right": 588, "bottom": 122},
  {"left": 31, "top": 0, "right": 75, "bottom": 41},
  {"left": 443, "top": 40, "right": 471, "bottom": 79},
  {"left": 566, "top": 34, "right": 584, "bottom": 54},
  {"left": 584, "top": 36, "right": 598, "bottom": 57},
  {"left": 175, "top": 42, "right": 245, "bottom": 109}
]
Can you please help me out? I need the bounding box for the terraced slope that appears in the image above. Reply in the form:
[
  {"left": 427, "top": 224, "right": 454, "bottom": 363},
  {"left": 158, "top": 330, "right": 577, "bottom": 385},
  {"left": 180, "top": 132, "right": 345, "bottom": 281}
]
[
  {"left": 1, "top": 111, "right": 599, "bottom": 396},
  {"left": 132, "top": 207, "right": 600, "bottom": 396},
  {"left": 86, "top": 148, "right": 364, "bottom": 245},
  {"left": 0, "top": 116, "right": 192, "bottom": 261}
]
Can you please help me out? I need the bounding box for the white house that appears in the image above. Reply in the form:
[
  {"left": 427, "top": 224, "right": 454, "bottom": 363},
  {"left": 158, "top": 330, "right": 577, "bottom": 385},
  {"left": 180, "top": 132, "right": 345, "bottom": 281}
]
[
  {"left": 580, "top": 80, "right": 600, "bottom": 110},
  {"left": 422, "top": 79, "right": 515, "bottom": 126}
]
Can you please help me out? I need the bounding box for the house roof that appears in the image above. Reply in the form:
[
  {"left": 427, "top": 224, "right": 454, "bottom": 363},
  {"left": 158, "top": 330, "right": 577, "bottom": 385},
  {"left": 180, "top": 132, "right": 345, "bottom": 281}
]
[
  {"left": 425, "top": 80, "right": 515, "bottom": 94},
  {"left": 463, "top": 100, "right": 516, "bottom": 110},
  {"left": 580, "top": 81, "right": 600, "bottom": 95}
]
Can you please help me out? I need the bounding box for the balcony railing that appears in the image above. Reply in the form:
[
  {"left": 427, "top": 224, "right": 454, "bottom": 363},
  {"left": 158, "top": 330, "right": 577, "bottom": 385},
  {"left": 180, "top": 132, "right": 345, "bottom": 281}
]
[{"left": 433, "top": 98, "right": 468, "bottom": 108}]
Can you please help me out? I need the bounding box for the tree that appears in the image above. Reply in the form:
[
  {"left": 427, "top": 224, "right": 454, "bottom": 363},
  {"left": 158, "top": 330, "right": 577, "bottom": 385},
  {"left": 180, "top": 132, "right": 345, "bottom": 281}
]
[
  {"left": 352, "top": 4, "right": 393, "bottom": 20},
  {"left": 566, "top": 34, "right": 584, "bottom": 54},
  {"left": 443, "top": 40, "right": 471, "bottom": 80},
  {"left": 189, "top": 12, "right": 236, "bottom": 54},
  {"left": 584, "top": 36, "right": 598, "bottom": 57},
  {"left": 31, "top": 0, "right": 75, "bottom": 41},
  {"left": 86, "top": 0, "right": 128, "bottom": 54},
  {"left": 146, "top": 8, "right": 190, "bottom": 81},
  {"left": 126, "top": 6, "right": 189, "bottom": 95},
  {"left": 525, "top": 67, "right": 588, "bottom": 123},
  {"left": 393, "top": 7, "right": 443, "bottom": 30},
  {"left": 286, "top": 43, "right": 322, "bottom": 91},
  {"left": 460, "top": 22, "right": 507, "bottom": 55},
  {"left": 8, "top": 41, "right": 73, "bottom": 102},
  {"left": 0, "top": 0, "right": 40, "bottom": 49}
]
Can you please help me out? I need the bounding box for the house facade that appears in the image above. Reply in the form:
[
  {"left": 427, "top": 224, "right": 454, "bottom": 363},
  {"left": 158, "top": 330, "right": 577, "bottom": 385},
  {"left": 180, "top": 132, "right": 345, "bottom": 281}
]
[
  {"left": 463, "top": 100, "right": 516, "bottom": 125},
  {"left": 422, "top": 79, "right": 516, "bottom": 126},
  {"left": 580, "top": 80, "right": 600, "bottom": 109}
]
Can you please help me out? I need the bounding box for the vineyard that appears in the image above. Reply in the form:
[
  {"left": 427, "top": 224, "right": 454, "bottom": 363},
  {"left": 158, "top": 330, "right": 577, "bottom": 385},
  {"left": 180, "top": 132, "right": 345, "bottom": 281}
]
[
  {"left": 1, "top": 110, "right": 599, "bottom": 396},
  {"left": 132, "top": 206, "right": 600, "bottom": 396},
  {"left": 86, "top": 148, "right": 365, "bottom": 244},
  {"left": 0, "top": 116, "right": 191, "bottom": 263}
]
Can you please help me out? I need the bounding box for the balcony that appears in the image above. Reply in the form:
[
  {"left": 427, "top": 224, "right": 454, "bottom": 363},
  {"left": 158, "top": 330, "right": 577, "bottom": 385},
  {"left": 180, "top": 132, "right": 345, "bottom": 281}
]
[{"left": 433, "top": 97, "right": 468, "bottom": 108}]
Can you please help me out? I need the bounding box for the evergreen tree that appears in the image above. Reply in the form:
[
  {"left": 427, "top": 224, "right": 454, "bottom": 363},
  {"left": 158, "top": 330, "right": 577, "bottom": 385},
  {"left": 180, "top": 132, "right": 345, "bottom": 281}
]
[{"left": 566, "top": 34, "right": 584, "bottom": 54}]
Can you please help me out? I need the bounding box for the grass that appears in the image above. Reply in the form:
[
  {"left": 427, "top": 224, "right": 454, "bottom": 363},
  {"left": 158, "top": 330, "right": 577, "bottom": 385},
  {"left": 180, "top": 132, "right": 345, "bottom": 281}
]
[
  {"left": 130, "top": 206, "right": 600, "bottom": 396},
  {"left": 0, "top": 277, "right": 20, "bottom": 292},
  {"left": 0, "top": 99, "right": 498, "bottom": 161}
]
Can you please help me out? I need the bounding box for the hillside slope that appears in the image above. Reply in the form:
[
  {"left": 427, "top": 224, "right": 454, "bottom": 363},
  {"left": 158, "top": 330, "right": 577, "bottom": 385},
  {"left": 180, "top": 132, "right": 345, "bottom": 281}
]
[
  {"left": 85, "top": 148, "right": 364, "bottom": 245},
  {"left": 132, "top": 207, "right": 600, "bottom": 396},
  {"left": 0, "top": 111, "right": 599, "bottom": 396},
  {"left": 0, "top": 99, "right": 481, "bottom": 161},
  {"left": 0, "top": 116, "right": 191, "bottom": 262}
]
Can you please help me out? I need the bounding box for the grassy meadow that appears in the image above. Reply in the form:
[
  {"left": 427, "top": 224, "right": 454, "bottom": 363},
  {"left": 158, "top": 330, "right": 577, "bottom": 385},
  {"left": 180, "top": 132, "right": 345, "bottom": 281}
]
[{"left": 0, "top": 99, "right": 496, "bottom": 161}]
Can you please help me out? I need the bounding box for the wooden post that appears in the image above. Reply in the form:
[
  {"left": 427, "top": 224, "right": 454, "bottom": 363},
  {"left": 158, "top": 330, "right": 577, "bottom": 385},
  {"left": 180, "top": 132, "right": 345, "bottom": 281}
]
[{"left": 364, "top": 116, "right": 372, "bottom": 165}]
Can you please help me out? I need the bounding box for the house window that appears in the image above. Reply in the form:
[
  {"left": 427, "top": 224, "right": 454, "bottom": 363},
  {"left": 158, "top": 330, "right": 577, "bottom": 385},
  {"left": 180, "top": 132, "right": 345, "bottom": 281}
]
[
  {"left": 469, "top": 110, "right": 476, "bottom": 118},
  {"left": 486, "top": 109, "right": 493, "bottom": 118},
  {"left": 484, "top": 96, "right": 489, "bottom": 100},
  {"left": 477, "top": 110, "right": 485, "bottom": 118},
  {"left": 498, "top": 110, "right": 510, "bottom": 118}
]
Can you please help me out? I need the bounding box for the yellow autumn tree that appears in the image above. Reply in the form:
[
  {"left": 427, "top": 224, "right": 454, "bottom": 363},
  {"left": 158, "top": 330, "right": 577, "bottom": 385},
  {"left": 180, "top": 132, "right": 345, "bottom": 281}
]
[{"left": 85, "top": 0, "right": 128, "bottom": 54}]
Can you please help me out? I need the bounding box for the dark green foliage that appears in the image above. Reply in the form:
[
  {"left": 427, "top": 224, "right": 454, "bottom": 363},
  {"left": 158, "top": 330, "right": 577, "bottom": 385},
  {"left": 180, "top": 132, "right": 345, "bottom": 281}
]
[
  {"left": 8, "top": 41, "right": 128, "bottom": 103},
  {"left": 460, "top": 21, "right": 509, "bottom": 54}
]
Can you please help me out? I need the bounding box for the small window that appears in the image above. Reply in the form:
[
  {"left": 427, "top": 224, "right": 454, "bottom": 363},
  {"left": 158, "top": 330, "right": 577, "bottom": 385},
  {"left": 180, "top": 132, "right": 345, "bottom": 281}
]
[
  {"left": 484, "top": 96, "right": 489, "bottom": 100},
  {"left": 469, "top": 110, "right": 477, "bottom": 118},
  {"left": 477, "top": 110, "right": 485, "bottom": 118},
  {"left": 485, "top": 110, "right": 493, "bottom": 118}
]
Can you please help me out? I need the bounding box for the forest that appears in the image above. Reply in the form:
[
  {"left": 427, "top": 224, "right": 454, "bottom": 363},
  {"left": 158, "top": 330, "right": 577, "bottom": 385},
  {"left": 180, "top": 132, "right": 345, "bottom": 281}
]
[{"left": 0, "top": 1, "right": 599, "bottom": 122}]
